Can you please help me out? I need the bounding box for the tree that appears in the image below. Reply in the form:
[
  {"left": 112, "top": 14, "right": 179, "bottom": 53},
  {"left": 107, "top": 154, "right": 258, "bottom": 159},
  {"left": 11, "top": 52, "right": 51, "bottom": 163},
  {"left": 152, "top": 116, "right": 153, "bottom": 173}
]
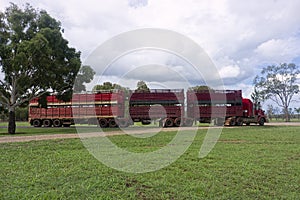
[
  {"left": 273, "top": 107, "right": 280, "bottom": 120},
  {"left": 294, "top": 107, "right": 300, "bottom": 120},
  {"left": 93, "top": 82, "right": 114, "bottom": 91},
  {"left": 135, "top": 80, "right": 150, "bottom": 92},
  {"left": 288, "top": 108, "right": 294, "bottom": 119},
  {"left": 253, "top": 63, "right": 300, "bottom": 122},
  {"left": 251, "top": 87, "right": 265, "bottom": 104},
  {"left": 73, "top": 65, "right": 95, "bottom": 92},
  {"left": 188, "top": 85, "right": 213, "bottom": 92},
  {"left": 92, "top": 82, "right": 129, "bottom": 92},
  {"left": 0, "top": 3, "right": 82, "bottom": 134},
  {"left": 266, "top": 104, "right": 274, "bottom": 120}
]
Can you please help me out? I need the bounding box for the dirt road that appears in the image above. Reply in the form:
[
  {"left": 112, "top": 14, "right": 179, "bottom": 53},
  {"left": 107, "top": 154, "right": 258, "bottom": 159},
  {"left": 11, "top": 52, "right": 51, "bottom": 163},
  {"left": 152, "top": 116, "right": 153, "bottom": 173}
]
[
  {"left": 0, "top": 122, "right": 298, "bottom": 144},
  {"left": 0, "top": 126, "right": 205, "bottom": 144},
  {"left": 267, "top": 122, "right": 300, "bottom": 126}
]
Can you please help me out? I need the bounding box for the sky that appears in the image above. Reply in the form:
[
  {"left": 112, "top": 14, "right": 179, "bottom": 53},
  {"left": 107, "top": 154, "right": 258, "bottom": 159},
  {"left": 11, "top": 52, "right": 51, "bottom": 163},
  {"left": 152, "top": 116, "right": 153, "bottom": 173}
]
[{"left": 1, "top": 0, "right": 300, "bottom": 104}]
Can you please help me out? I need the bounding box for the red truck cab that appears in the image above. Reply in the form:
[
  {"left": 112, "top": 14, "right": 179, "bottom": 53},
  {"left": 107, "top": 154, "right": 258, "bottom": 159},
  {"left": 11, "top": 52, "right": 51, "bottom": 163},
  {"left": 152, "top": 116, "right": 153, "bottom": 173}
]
[{"left": 242, "top": 98, "right": 268, "bottom": 125}]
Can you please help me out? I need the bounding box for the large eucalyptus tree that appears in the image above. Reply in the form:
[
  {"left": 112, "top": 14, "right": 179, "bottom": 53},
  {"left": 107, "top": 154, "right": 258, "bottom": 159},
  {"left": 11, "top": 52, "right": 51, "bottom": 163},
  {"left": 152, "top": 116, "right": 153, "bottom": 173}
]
[
  {"left": 0, "top": 3, "right": 82, "bottom": 134},
  {"left": 253, "top": 63, "right": 300, "bottom": 122}
]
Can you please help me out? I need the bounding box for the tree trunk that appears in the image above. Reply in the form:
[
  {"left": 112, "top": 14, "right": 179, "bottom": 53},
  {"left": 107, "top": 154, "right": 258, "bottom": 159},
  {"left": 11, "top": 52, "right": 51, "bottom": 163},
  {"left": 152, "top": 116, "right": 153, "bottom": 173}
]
[
  {"left": 8, "top": 110, "right": 16, "bottom": 134},
  {"left": 284, "top": 106, "right": 290, "bottom": 122}
]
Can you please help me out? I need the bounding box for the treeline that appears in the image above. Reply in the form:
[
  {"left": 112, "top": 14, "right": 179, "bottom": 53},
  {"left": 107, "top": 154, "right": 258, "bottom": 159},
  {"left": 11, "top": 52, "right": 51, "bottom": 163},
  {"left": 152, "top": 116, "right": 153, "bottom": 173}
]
[
  {"left": 0, "top": 107, "right": 28, "bottom": 122},
  {"left": 268, "top": 114, "right": 300, "bottom": 121},
  {"left": 266, "top": 106, "right": 300, "bottom": 121}
]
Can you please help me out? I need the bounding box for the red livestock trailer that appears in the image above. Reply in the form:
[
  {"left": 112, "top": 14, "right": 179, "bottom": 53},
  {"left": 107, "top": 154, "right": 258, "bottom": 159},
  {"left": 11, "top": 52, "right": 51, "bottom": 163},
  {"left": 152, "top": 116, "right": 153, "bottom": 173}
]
[
  {"left": 29, "top": 90, "right": 129, "bottom": 128},
  {"left": 129, "top": 89, "right": 187, "bottom": 127},
  {"left": 187, "top": 90, "right": 267, "bottom": 126}
]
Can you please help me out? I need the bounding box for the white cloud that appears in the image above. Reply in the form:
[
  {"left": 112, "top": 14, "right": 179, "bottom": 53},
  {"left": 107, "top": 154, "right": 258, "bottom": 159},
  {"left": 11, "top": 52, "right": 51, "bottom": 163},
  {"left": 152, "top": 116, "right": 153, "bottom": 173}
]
[
  {"left": 219, "top": 65, "right": 240, "bottom": 79},
  {"left": 1, "top": 0, "right": 300, "bottom": 91},
  {"left": 255, "top": 37, "right": 300, "bottom": 63},
  {"left": 128, "top": 0, "right": 148, "bottom": 8}
]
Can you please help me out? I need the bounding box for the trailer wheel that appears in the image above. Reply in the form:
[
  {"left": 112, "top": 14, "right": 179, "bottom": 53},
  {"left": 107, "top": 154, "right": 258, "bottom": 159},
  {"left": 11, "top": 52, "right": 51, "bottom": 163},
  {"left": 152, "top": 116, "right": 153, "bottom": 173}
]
[
  {"left": 117, "top": 119, "right": 128, "bottom": 128},
  {"left": 184, "top": 118, "right": 193, "bottom": 127},
  {"left": 163, "top": 118, "right": 174, "bottom": 127},
  {"left": 215, "top": 118, "right": 225, "bottom": 126},
  {"left": 99, "top": 119, "right": 108, "bottom": 128},
  {"left": 236, "top": 118, "right": 243, "bottom": 126},
  {"left": 174, "top": 118, "right": 181, "bottom": 127},
  {"left": 53, "top": 119, "right": 62, "bottom": 127},
  {"left": 141, "top": 120, "right": 151, "bottom": 125},
  {"left": 43, "top": 119, "right": 52, "bottom": 127},
  {"left": 109, "top": 119, "right": 118, "bottom": 128},
  {"left": 229, "top": 118, "right": 236, "bottom": 126},
  {"left": 33, "top": 119, "right": 42, "bottom": 127},
  {"left": 259, "top": 118, "right": 265, "bottom": 126}
]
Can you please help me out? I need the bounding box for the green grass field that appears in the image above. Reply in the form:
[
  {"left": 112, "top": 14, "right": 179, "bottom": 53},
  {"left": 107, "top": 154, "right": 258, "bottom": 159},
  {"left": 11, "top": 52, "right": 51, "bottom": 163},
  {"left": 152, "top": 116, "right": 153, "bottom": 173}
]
[
  {"left": 0, "top": 122, "right": 119, "bottom": 136},
  {"left": 0, "top": 121, "right": 210, "bottom": 136},
  {"left": 0, "top": 126, "right": 299, "bottom": 199}
]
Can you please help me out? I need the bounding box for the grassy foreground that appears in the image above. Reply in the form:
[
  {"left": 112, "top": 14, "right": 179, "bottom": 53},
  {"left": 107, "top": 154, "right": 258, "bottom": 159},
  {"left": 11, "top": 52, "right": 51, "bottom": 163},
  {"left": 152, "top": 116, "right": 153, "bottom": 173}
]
[{"left": 0, "top": 126, "right": 299, "bottom": 199}]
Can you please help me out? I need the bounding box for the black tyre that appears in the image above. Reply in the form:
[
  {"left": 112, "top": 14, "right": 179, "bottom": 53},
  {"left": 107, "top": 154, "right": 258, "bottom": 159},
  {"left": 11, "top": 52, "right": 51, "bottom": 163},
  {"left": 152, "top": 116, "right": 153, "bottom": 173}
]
[
  {"left": 215, "top": 118, "right": 225, "bottom": 126},
  {"left": 43, "top": 119, "right": 52, "bottom": 127},
  {"left": 109, "top": 119, "right": 118, "bottom": 128},
  {"left": 174, "top": 118, "right": 181, "bottom": 127},
  {"left": 117, "top": 119, "right": 128, "bottom": 128},
  {"left": 53, "top": 119, "right": 62, "bottom": 127},
  {"left": 236, "top": 118, "right": 243, "bottom": 126},
  {"left": 229, "top": 118, "right": 236, "bottom": 126},
  {"left": 184, "top": 118, "right": 193, "bottom": 127},
  {"left": 259, "top": 118, "right": 265, "bottom": 126},
  {"left": 33, "top": 119, "right": 42, "bottom": 127},
  {"left": 99, "top": 119, "right": 108, "bottom": 128},
  {"left": 163, "top": 118, "right": 174, "bottom": 127},
  {"left": 141, "top": 120, "right": 151, "bottom": 125}
]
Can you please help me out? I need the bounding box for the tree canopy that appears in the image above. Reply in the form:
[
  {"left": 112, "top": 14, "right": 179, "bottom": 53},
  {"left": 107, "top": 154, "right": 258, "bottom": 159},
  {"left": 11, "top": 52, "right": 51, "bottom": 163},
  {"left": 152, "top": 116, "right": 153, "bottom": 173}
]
[
  {"left": 188, "top": 85, "right": 213, "bottom": 92},
  {"left": 253, "top": 63, "right": 300, "bottom": 122},
  {"left": 0, "top": 3, "right": 84, "bottom": 133},
  {"left": 73, "top": 65, "right": 95, "bottom": 92},
  {"left": 135, "top": 80, "right": 150, "bottom": 92},
  {"left": 251, "top": 87, "right": 266, "bottom": 104},
  {"left": 92, "top": 82, "right": 129, "bottom": 92}
]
